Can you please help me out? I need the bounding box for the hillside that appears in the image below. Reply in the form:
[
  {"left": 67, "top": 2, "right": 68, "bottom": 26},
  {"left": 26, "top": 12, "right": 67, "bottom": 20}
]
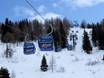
[{"left": 0, "top": 28, "right": 104, "bottom": 78}]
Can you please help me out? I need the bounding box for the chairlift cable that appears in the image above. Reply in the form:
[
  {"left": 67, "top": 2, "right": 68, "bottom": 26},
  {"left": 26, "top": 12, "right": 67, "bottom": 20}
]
[
  {"left": 24, "top": 0, "right": 53, "bottom": 36},
  {"left": 24, "top": 0, "right": 45, "bottom": 21}
]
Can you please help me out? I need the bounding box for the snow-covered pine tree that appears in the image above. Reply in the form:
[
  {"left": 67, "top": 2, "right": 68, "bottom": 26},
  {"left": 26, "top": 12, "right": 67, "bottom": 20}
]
[
  {"left": 82, "top": 30, "right": 92, "bottom": 54},
  {"left": 91, "top": 26, "right": 97, "bottom": 47},
  {"left": 40, "top": 55, "right": 48, "bottom": 72},
  {"left": 0, "top": 67, "right": 10, "bottom": 78}
]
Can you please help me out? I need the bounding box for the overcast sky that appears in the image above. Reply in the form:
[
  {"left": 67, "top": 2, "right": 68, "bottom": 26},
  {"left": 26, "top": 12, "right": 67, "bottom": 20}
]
[{"left": 0, "top": 0, "right": 104, "bottom": 23}]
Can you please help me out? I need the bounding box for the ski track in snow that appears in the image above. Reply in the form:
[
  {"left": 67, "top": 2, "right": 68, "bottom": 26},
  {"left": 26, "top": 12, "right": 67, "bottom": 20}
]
[{"left": 0, "top": 28, "right": 104, "bottom": 78}]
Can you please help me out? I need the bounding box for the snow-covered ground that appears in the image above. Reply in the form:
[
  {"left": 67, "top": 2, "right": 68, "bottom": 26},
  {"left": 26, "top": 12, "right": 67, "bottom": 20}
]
[{"left": 0, "top": 28, "right": 104, "bottom": 78}]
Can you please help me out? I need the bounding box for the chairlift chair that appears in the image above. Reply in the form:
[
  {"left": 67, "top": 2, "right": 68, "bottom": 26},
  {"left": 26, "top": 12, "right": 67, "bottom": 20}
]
[
  {"left": 38, "top": 35, "right": 53, "bottom": 51},
  {"left": 23, "top": 34, "right": 35, "bottom": 55},
  {"left": 67, "top": 44, "right": 73, "bottom": 50},
  {"left": 38, "top": 24, "right": 54, "bottom": 51},
  {"left": 65, "top": 41, "right": 73, "bottom": 50},
  {"left": 24, "top": 42, "right": 35, "bottom": 54}
]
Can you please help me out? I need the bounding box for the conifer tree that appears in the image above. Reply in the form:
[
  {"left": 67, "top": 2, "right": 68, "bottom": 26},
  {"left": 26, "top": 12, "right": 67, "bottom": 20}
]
[
  {"left": 80, "top": 20, "right": 87, "bottom": 28},
  {"left": 60, "top": 20, "right": 67, "bottom": 48},
  {"left": 82, "top": 30, "right": 92, "bottom": 54},
  {"left": 97, "top": 22, "right": 104, "bottom": 50},
  {"left": 102, "top": 55, "right": 104, "bottom": 61},
  {"left": 0, "top": 67, "right": 10, "bottom": 78},
  {"left": 40, "top": 55, "right": 48, "bottom": 72},
  {"left": 92, "top": 26, "right": 97, "bottom": 47},
  {"left": 52, "top": 30, "right": 62, "bottom": 52},
  {"left": 32, "top": 19, "right": 42, "bottom": 40}
]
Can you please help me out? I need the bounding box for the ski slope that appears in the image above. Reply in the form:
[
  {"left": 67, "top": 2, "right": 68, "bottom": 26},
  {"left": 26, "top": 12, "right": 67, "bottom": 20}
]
[{"left": 0, "top": 28, "right": 104, "bottom": 78}]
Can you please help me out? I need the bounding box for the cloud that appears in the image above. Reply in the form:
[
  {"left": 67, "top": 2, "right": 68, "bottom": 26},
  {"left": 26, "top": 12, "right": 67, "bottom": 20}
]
[
  {"left": 53, "top": 0, "right": 104, "bottom": 8},
  {"left": 31, "top": 12, "right": 63, "bottom": 22},
  {"left": 14, "top": 6, "right": 35, "bottom": 17},
  {"left": 14, "top": 5, "right": 47, "bottom": 17},
  {"left": 13, "top": 5, "right": 62, "bottom": 22},
  {"left": 37, "top": 5, "right": 47, "bottom": 13},
  {"left": 73, "top": 0, "right": 104, "bottom": 7}
]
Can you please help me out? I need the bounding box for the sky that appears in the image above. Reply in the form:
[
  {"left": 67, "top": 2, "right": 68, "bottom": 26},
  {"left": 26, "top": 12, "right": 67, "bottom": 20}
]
[{"left": 0, "top": 0, "right": 104, "bottom": 23}]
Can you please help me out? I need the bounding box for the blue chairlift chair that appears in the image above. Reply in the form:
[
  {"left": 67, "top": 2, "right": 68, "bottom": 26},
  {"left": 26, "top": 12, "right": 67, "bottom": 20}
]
[
  {"left": 38, "top": 35, "right": 53, "bottom": 51},
  {"left": 24, "top": 42, "right": 35, "bottom": 54}
]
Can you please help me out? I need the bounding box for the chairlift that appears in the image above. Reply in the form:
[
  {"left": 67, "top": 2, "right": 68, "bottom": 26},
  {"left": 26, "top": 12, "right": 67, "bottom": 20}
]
[
  {"left": 54, "top": 44, "right": 61, "bottom": 52},
  {"left": 24, "top": 0, "right": 54, "bottom": 51},
  {"left": 24, "top": 42, "right": 35, "bottom": 54},
  {"left": 76, "top": 31, "right": 78, "bottom": 33},
  {"left": 74, "top": 34, "right": 78, "bottom": 40},
  {"left": 23, "top": 34, "right": 35, "bottom": 55},
  {"left": 67, "top": 44, "right": 73, "bottom": 50},
  {"left": 38, "top": 24, "right": 54, "bottom": 51},
  {"left": 38, "top": 35, "right": 53, "bottom": 51},
  {"left": 70, "top": 35, "right": 73, "bottom": 41},
  {"left": 65, "top": 41, "right": 73, "bottom": 50}
]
